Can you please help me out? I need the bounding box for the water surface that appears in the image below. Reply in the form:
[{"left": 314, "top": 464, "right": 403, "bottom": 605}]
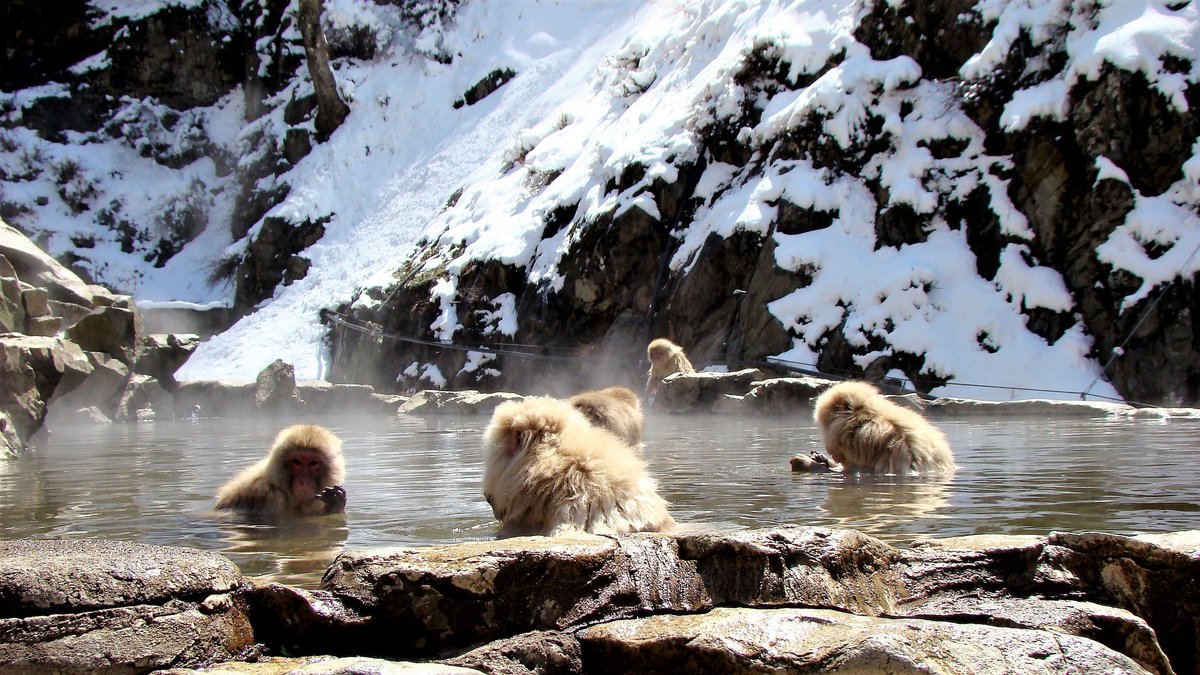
[{"left": 6, "top": 410, "right": 1198, "bottom": 588}]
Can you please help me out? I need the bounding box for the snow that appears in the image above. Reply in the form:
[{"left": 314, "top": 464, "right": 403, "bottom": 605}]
[{"left": 8, "top": 0, "right": 1200, "bottom": 403}]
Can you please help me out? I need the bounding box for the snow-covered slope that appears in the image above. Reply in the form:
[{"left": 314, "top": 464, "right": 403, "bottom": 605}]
[{"left": 5, "top": 0, "right": 1200, "bottom": 402}]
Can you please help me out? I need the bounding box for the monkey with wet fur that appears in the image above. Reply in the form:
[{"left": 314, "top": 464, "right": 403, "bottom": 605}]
[
  {"left": 644, "top": 338, "right": 694, "bottom": 402},
  {"left": 482, "top": 396, "right": 675, "bottom": 537},
  {"left": 569, "top": 386, "right": 644, "bottom": 447},
  {"left": 215, "top": 424, "right": 347, "bottom": 517},
  {"left": 813, "top": 381, "right": 956, "bottom": 475}
]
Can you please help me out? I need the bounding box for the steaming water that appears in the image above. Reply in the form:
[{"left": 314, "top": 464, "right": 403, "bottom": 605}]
[{"left": 7, "top": 411, "right": 1200, "bottom": 588}]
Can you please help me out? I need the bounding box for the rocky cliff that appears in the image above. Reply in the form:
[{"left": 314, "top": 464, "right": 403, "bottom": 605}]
[
  {"left": 330, "top": 0, "right": 1200, "bottom": 405},
  {"left": 2, "top": 0, "right": 1197, "bottom": 405}
]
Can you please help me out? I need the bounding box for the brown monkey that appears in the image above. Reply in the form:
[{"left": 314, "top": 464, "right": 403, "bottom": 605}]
[
  {"left": 215, "top": 424, "right": 347, "bottom": 517},
  {"left": 569, "top": 386, "right": 644, "bottom": 447},
  {"left": 813, "top": 381, "right": 956, "bottom": 475},
  {"left": 482, "top": 396, "right": 675, "bottom": 537},
  {"left": 645, "top": 338, "right": 694, "bottom": 402}
]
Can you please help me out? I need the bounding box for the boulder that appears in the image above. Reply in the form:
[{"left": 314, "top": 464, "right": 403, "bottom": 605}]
[
  {"left": 576, "top": 606, "right": 1153, "bottom": 673},
  {"left": 295, "top": 380, "right": 379, "bottom": 413},
  {"left": 0, "top": 220, "right": 98, "bottom": 308},
  {"left": 0, "top": 539, "right": 254, "bottom": 673},
  {"left": 65, "top": 303, "right": 142, "bottom": 365},
  {"left": 440, "top": 631, "right": 582, "bottom": 675},
  {"left": 654, "top": 369, "right": 767, "bottom": 413},
  {"left": 0, "top": 334, "right": 94, "bottom": 445},
  {"left": 735, "top": 375, "right": 836, "bottom": 414},
  {"left": 134, "top": 333, "right": 200, "bottom": 391},
  {"left": 254, "top": 358, "right": 304, "bottom": 411},
  {"left": 174, "top": 380, "right": 257, "bottom": 418},
  {"left": 45, "top": 356, "right": 129, "bottom": 428},
  {"left": 397, "top": 390, "right": 523, "bottom": 416},
  {"left": 113, "top": 373, "right": 175, "bottom": 422}
]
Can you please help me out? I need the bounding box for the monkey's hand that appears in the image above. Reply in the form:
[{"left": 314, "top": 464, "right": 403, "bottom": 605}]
[
  {"left": 810, "top": 451, "right": 835, "bottom": 467},
  {"left": 316, "top": 485, "right": 347, "bottom": 514}
]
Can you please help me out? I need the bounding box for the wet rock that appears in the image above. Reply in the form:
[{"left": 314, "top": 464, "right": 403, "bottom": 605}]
[
  {"left": 163, "top": 656, "right": 482, "bottom": 674},
  {"left": 927, "top": 397, "right": 1137, "bottom": 417},
  {"left": 310, "top": 528, "right": 900, "bottom": 659},
  {"left": 440, "top": 630, "right": 582, "bottom": 675},
  {"left": 254, "top": 359, "right": 304, "bottom": 412},
  {"left": 735, "top": 375, "right": 836, "bottom": 414},
  {"left": 576, "top": 606, "right": 1152, "bottom": 674},
  {"left": 244, "top": 583, "right": 372, "bottom": 659},
  {"left": 0, "top": 539, "right": 254, "bottom": 673},
  {"left": 397, "top": 390, "right": 524, "bottom": 416},
  {"left": 899, "top": 531, "right": 1200, "bottom": 675},
  {"left": 654, "top": 369, "right": 766, "bottom": 413}
]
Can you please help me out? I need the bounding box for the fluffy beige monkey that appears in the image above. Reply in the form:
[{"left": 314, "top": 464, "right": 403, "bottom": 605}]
[
  {"left": 813, "top": 381, "right": 956, "bottom": 475},
  {"left": 569, "top": 386, "right": 644, "bottom": 447},
  {"left": 215, "top": 424, "right": 347, "bottom": 517},
  {"left": 482, "top": 396, "right": 675, "bottom": 537},
  {"left": 645, "top": 338, "right": 695, "bottom": 402}
]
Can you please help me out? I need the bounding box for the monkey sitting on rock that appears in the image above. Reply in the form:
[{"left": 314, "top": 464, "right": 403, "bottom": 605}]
[{"left": 215, "top": 424, "right": 347, "bottom": 518}]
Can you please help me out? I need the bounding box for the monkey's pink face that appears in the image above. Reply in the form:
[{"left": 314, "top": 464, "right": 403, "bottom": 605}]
[
  {"left": 288, "top": 451, "right": 326, "bottom": 499},
  {"left": 648, "top": 348, "right": 667, "bottom": 366}
]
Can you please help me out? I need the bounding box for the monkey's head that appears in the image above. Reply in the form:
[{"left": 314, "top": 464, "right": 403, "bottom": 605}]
[
  {"left": 647, "top": 338, "right": 679, "bottom": 366},
  {"left": 268, "top": 424, "right": 345, "bottom": 503},
  {"left": 482, "top": 397, "right": 577, "bottom": 519},
  {"left": 813, "top": 381, "right": 880, "bottom": 431}
]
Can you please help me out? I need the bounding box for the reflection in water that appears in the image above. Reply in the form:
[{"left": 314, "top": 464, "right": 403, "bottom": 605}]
[
  {"left": 819, "top": 474, "right": 952, "bottom": 535},
  {"left": 212, "top": 513, "right": 349, "bottom": 584},
  {"left": 3, "top": 409, "right": 1198, "bottom": 588}
]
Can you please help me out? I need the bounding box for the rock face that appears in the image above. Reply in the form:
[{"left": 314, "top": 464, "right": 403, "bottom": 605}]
[
  {"left": 325, "top": 1, "right": 1200, "bottom": 406},
  {"left": 0, "top": 539, "right": 255, "bottom": 673}
]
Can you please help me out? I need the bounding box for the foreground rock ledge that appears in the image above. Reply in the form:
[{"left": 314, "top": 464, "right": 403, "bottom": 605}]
[
  {"left": 0, "top": 539, "right": 255, "bottom": 672},
  {"left": 2, "top": 528, "right": 1196, "bottom": 674}
]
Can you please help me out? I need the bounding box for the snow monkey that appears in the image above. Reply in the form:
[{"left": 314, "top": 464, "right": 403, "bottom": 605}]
[
  {"left": 644, "top": 338, "right": 695, "bottom": 402},
  {"left": 215, "top": 424, "right": 347, "bottom": 517},
  {"left": 813, "top": 381, "right": 956, "bottom": 475},
  {"left": 569, "top": 385, "right": 644, "bottom": 448},
  {"left": 482, "top": 396, "right": 676, "bottom": 537}
]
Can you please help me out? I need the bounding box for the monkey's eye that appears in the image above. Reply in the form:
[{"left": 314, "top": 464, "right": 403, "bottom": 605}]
[
  {"left": 289, "top": 458, "right": 303, "bottom": 467},
  {"left": 308, "top": 460, "right": 321, "bottom": 470}
]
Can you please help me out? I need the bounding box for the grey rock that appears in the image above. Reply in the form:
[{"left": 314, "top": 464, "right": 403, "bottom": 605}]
[
  {"left": 0, "top": 539, "right": 254, "bottom": 673},
  {"left": 655, "top": 369, "right": 766, "bottom": 413},
  {"left": 65, "top": 304, "right": 142, "bottom": 365},
  {"left": 576, "top": 606, "right": 1153, "bottom": 674},
  {"left": 397, "top": 390, "right": 523, "bottom": 415},
  {"left": 254, "top": 359, "right": 304, "bottom": 411},
  {"left": 134, "top": 333, "right": 200, "bottom": 391},
  {"left": 162, "top": 656, "right": 482, "bottom": 674},
  {"left": 0, "top": 335, "right": 94, "bottom": 445}
]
